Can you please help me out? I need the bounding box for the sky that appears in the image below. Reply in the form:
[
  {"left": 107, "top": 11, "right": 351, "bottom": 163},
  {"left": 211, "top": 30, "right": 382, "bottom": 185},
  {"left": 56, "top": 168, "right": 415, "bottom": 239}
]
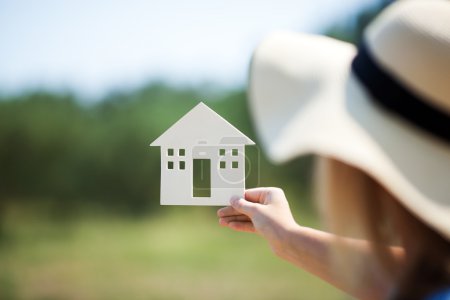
[{"left": 0, "top": 0, "right": 379, "bottom": 100}]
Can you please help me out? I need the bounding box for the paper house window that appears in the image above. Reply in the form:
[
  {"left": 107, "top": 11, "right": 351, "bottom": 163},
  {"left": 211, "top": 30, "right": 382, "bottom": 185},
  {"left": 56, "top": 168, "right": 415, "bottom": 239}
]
[{"left": 150, "top": 102, "right": 255, "bottom": 206}]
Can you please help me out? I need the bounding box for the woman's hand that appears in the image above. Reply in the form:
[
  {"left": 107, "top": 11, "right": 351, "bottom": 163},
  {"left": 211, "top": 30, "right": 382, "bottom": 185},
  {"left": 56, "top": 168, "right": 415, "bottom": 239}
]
[
  {"left": 217, "top": 187, "right": 299, "bottom": 255},
  {"left": 218, "top": 187, "right": 395, "bottom": 299}
]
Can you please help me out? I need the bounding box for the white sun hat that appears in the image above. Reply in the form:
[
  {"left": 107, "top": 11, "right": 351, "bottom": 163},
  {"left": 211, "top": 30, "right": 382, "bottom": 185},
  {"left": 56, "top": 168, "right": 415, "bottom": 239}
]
[{"left": 248, "top": 0, "right": 450, "bottom": 239}]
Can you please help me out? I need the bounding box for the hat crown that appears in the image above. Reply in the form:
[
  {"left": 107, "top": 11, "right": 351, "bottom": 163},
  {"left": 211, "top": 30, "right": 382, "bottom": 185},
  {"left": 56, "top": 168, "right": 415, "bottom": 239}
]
[{"left": 365, "top": 0, "right": 450, "bottom": 115}]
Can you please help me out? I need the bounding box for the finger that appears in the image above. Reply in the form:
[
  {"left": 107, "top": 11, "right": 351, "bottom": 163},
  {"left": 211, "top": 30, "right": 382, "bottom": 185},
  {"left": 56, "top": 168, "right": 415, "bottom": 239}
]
[
  {"left": 244, "top": 188, "right": 270, "bottom": 204},
  {"left": 230, "top": 197, "right": 259, "bottom": 216},
  {"left": 218, "top": 216, "right": 250, "bottom": 227},
  {"left": 219, "top": 215, "right": 251, "bottom": 224},
  {"left": 227, "top": 221, "right": 256, "bottom": 233},
  {"left": 217, "top": 206, "right": 241, "bottom": 217},
  {"left": 245, "top": 187, "right": 284, "bottom": 204}
]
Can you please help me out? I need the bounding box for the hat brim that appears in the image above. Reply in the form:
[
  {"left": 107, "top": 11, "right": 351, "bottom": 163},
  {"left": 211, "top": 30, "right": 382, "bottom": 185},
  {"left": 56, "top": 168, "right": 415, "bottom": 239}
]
[{"left": 249, "top": 31, "right": 450, "bottom": 239}]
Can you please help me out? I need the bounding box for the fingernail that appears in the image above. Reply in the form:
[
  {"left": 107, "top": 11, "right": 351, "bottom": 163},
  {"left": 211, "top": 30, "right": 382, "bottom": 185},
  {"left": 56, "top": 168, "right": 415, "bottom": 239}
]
[{"left": 230, "top": 196, "right": 239, "bottom": 205}]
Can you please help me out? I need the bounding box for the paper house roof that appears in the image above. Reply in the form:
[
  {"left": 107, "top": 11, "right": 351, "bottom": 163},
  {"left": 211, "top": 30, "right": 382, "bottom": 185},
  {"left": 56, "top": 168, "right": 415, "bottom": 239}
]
[{"left": 150, "top": 102, "right": 255, "bottom": 147}]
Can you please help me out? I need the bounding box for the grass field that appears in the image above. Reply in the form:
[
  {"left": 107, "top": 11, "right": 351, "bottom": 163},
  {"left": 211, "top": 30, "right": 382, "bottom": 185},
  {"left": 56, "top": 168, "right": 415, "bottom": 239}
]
[{"left": 0, "top": 205, "right": 347, "bottom": 300}]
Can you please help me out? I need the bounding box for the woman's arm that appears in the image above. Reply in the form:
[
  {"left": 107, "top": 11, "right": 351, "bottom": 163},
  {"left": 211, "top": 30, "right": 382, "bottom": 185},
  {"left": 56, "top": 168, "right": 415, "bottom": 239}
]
[{"left": 217, "top": 188, "right": 404, "bottom": 300}]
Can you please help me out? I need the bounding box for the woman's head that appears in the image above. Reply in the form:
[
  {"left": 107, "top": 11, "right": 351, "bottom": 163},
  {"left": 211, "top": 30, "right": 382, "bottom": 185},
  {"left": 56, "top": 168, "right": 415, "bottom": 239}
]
[
  {"left": 315, "top": 157, "right": 450, "bottom": 298},
  {"left": 249, "top": 0, "right": 450, "bottom": 242}
]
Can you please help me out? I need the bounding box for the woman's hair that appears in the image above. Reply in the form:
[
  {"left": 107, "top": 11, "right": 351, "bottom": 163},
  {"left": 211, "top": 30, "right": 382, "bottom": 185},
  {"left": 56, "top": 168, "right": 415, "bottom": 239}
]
[{"left": 315, "top": 157, "right": 450, "bottom": 299}]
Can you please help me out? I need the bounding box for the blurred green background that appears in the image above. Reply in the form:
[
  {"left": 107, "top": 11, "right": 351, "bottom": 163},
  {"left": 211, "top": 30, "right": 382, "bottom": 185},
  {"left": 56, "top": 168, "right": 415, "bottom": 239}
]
[{"left": 0, "top": 1, "right": 389, "bottom": 299}]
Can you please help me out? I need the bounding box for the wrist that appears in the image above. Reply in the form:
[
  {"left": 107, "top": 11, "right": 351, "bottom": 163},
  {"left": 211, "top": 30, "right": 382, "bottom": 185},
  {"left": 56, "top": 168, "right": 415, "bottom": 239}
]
[{"left": 271, "top": 223, "right": 304, "bottom": 259}]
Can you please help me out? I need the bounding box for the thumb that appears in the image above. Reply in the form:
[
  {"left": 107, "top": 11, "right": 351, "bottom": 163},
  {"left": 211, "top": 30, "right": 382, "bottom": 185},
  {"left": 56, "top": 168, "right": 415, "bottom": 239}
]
[{"left": 230, "top": 197, "right": 259, "bottom": 216}]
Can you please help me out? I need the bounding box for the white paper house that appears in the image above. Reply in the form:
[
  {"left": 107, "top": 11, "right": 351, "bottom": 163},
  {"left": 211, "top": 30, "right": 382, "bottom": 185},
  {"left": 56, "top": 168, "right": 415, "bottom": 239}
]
[{"left": 150, "top": 102, "right": 255, "bottom": 205}]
